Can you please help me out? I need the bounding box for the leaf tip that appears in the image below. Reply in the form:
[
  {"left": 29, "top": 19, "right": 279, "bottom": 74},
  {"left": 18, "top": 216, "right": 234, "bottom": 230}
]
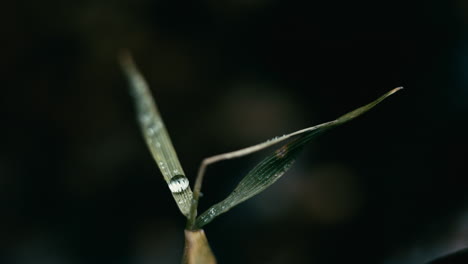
[
  {"left": 389, "top": 86, "right": 404, "bottom": 95},
  {"left": 118, "top": 49, "right": 138, "bottom": 75}
]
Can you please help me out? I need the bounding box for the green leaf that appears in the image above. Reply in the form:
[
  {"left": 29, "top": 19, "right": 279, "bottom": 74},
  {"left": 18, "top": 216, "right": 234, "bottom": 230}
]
[
  {"left": 194, "top": 87, "right": 402, "bottom": 228},
  {"left": 119, "top": 52, "right": 193, "bottom": 217}
]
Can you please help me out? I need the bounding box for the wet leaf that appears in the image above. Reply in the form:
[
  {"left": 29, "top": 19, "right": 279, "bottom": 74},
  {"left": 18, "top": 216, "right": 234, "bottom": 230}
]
[
  {"left": 194, "top": 87, "right": 402, "bottom": 228},
  {"left": 119, "top": 52, "right": 193, "bottom": 217}
]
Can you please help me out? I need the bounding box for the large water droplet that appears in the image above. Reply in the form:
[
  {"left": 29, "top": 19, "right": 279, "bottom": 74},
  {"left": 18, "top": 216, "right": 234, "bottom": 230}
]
[{"left": 168, "top": 175, "right": 189, "bottom": 193}]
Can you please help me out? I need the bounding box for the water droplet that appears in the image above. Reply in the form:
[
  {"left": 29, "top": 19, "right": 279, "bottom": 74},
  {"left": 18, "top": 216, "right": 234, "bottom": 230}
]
[
  {"left": 168, "top": 175, "right": 189, "bottom": 193},
  {"left": 140, "top": 113, "right": 152, "bottom": 124},
  {"left": 275, "top": 145, "right": 288, "bottom": 158},
  {"left": 208, "top": 208, "right": 217, "bottom": 218},
  {"left": 153, "top": 121, "right": 162, "bottom": 132}
]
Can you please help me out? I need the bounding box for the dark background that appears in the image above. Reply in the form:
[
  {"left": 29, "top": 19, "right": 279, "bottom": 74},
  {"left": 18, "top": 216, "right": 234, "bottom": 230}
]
[{"left": 1, "top": 0, "right": 467, "bottom": 263}]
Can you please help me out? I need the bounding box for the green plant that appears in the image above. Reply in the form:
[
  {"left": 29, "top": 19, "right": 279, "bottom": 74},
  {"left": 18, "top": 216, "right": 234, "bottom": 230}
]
[{"left": 119, "top": 52, "right": 402, "bottom": 264}]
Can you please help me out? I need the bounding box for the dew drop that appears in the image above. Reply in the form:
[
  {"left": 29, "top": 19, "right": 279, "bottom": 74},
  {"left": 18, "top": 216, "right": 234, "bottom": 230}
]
[
  {"left": 208, "top": 208, "right": 217, "bottom": 218},
  {"left": 168, "top": 175, "right": 189, "bottom": 193},
  {"left": 275, "top": 145, "right": 288, "bottom": 158},
  {"left": 140, "top": 113, "right": 152, "bottom": 124}
]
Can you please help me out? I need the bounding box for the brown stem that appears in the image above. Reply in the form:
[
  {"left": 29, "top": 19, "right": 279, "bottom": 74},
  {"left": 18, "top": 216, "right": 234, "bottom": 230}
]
[{"left": 182, "top": 229, "right": 217, "bottom": 264}]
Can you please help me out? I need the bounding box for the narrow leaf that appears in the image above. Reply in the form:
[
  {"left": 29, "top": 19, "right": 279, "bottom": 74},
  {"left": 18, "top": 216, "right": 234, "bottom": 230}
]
[
  {"left": 195, "top": 87, "right": 402, "bottom": 228},
  {"left": 119, "top": 52, "right": 193, "bottom": 217}
]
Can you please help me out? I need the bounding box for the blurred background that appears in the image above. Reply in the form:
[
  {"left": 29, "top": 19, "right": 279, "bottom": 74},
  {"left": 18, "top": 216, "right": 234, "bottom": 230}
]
[{"left": 1, "top": 0, "right": 467, "bottom": 263}]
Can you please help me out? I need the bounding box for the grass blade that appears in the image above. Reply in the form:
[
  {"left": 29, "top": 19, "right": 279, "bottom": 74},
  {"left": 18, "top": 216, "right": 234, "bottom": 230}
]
[
  {"left": 194, "top": 87, "right": 402, "bottom": 228},
  {"left": 119, "top": 52, "right": 193, "bottom": 217}
]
